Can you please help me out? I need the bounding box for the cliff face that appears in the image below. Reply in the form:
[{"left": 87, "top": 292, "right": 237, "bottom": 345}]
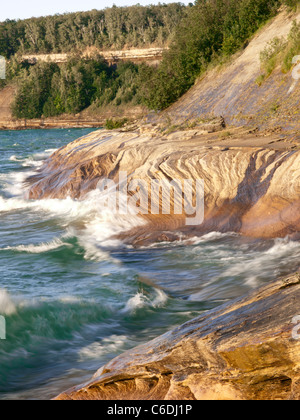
[
  {"left": 22, "top": 47, "right": 166, "bottom": 66},
  {"left": 158, "top": 9, "right": 300, "bottom": 134},
  {"left": 56, "top": 273, "right": 300, "bottom": 400},
  {"left": 27, "top": 127, "right": 300, "bottom": 243}
]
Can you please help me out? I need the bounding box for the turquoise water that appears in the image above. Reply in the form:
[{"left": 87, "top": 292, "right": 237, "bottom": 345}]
[{"left": 0, "top": 128, "right": 299, "bottom": 400}]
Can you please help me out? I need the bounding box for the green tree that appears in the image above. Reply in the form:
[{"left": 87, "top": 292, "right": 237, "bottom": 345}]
[{"left": 139, "top": 0, "right": 284, "bottom": 110}]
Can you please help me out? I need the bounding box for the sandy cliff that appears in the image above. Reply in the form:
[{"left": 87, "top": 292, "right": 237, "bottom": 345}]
[{"left": 158, "top": 8, "right": 300, "bottom": 133}]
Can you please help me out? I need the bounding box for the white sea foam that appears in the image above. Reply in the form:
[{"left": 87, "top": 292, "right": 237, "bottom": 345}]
[
  {"left": 78, "top": 335, "right": 129, "bottom": 361},
  {"left": 123, "top": 293, "right": 146, "bottom": 312},
  {"left": 188, "top": 231, "right": 239, "bottom": 244},
  {"left": 145, "top": 231, "right": 239, "bottom": 249},
  {"left": 33, "top": 149, "right": 57, "bottom": 159},
  {"left": 2, "top": 145, "right": 144, "bottom": 256},
  {"left": 266, "top": 237, "right": 300, "bottom": 256},
  {"left": 34, "top": 191, "right": 145, "bottom": 258},
  {"left": 0, "top": 196, "right": 31, "bottom": 212},
  {"left": 1, "top": 238, "right": 67, "bottom": 254},
  {"left": 1, "top": 170, "right": 35, "bottom": 197},
  {"left": 152, "top": 289, "right": 169, "bottom": 307},
  {"left": 188, "top": 236, "right": 300, "bottom": 302},
  {"left": 18, "top": 148, "right": 57, "bottom": 168},
  {"left": 21, "top": 159, "right": 43, "bottom": 168},
  {"left": 9, "top": 150, "right": 56, "bottom": 168},
  {"left": 122, "top": 289, "right": 168, "bottom": 314},
  {"left": 59, "top": 296, "right": 81, "bottom": 304},
  {"left": 4, "top": 148, "right": 57, "bottom": 196},
  {"left": 9, "top": 155, "right": 22, "bottom": 162},
  {"left": 0, "top": 185, "right": 145, "bottom": 259},
  {"left": 220, "top": 238, "right": 300, "bottom": 279}
]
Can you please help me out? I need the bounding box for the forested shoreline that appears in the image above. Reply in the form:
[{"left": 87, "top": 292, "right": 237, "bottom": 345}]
[
  {"left": 0, "top": 3, "right": 188, "bottom": 57},
  {"left": 0, "top": 0, "right": 299, "bottom": 120}
]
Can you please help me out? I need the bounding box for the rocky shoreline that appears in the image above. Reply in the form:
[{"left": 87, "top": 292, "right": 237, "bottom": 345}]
[
  {"left": 21, "top": 6, "right": 300, "bottom": 399},
  {"left": 26, "top": 124, "right": 300, "bottom": 244},
  {"left": 56, "top": 272, "right": 300, "bottom": 400},
  {"left": 24, "top": 124, "right": 300, "bottom": 400},
  {"left": 0, "top": 118, "right": 104, "bottom": 131},
  {"left": 21, "top": 118, "right": 299, "bottom": 400}
]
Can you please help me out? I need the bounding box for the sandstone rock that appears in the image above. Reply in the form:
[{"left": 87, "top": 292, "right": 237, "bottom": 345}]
[
  {"left": 26, "top": 128, "right": 300, "bottom": 241},
  {"left": 56, "top": 272, "right": 300, "bottom": 400}
]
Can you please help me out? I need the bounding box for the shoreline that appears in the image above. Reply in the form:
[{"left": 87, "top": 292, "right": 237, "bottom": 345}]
[
  {"left": 1, "top": 3, "right": 300, "bottom": 401},
  {"left": 0, "top": 84, "right": 147, "bottom": 131},
  {"left": 26, "top": 125, "right": 300, "bottom": 243},
  {"left": 0, "top": 119, "right": 105, "bottom": 131},
  {"left": 56, "top": 272, "right": 300, "bottom": 400},
  {"left": 5, "top": 123, "right": 300, "bottom": 401}
]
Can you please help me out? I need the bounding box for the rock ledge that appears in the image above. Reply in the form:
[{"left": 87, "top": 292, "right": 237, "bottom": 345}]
[{"left": 56, "top": 273, "right": 300, "bottom": 400}]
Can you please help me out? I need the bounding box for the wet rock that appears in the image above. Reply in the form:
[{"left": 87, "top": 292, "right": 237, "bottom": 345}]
[
  {"left": 55, "top": 272, "right": 300, "bottom": 400},
  {"left": 26, "top": 128, "right": 300, "bottom": 240}
]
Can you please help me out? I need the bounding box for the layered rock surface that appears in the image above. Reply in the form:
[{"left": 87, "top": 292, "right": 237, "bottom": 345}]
[
  {"left": 56, "top": 273, "right": 300, "bottom": 400},
  {"left": 22, "top": 47, "right": 165, "bottom": 66},
  {"left": 27, "top": 127, "right": 300, "bottom": 244}
]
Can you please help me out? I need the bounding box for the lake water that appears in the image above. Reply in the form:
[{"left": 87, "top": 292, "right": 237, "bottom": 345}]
[{"left": 0, "top": 128, "right": 299, "bottom": 400}]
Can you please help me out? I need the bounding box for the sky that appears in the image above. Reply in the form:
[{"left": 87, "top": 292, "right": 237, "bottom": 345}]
[{"left": 0, "top": 0, "right": 189, "bottom": 21}]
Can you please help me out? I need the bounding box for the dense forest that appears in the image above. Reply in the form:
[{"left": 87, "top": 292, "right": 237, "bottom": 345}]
[
  {"left": 1, "top": 0, "right": 299, "bottom": 120},
  {"left": 0, "top": 3, "right": 188, "bottom": 57},
  {"left": 10, "top": 56, "right": 143, "bottom": 118}
]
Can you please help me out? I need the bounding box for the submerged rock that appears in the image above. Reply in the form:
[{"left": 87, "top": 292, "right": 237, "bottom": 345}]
[{"left": 56, "top": 272, "right": 300, "bottom": 400}]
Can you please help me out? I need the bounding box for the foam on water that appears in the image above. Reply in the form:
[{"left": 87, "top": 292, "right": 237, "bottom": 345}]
[
  {"left": 0, "top": 161, "right": 145, "bottom": 257},
  {"left": 188, "top": 236, "right": 300, "bottom": 302},
  {"left": 122, "top": 289, "right": 168, "bottom": 314},
  {"left": 8, "top": 148, "right": 57, "bottom": 169},
  {"left": 1, "top": 170, "right": 36, "bottom": 197},
  {"left": 1, "top": 238, "right": 67, "bottom": 254},
  {"left": 145, "top": 231, "right": 239, "bottom": 249},
  {"left": 0, "top": 196, "right": 30, "bottom": 212},
  {"left": 78, "top": 335, "right": 130, "bottom": 361},
  {"left": 189, "top": 231, "right": 239, "bottom": 243},
  {"left": 9, "top": 155, "right": 21, "bottom": 162},
  {"left": 0, "top": 129, "right": 299, "bottom": 400}
]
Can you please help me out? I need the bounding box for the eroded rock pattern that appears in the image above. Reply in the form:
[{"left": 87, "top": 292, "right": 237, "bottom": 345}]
[{"left": 27, "top": 128, "right": 300, "bottom": 243}]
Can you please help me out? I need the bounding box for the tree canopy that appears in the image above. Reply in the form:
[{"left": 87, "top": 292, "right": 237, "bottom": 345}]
[
  {"left": 139, "top": 0, "right": 295, "bottom": 110},
  {"left": 2, "top": 0, "right": 298, "bottom": 119},
  {"left": 0, "top": 3, "right": 188, "bottom": 58}
]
